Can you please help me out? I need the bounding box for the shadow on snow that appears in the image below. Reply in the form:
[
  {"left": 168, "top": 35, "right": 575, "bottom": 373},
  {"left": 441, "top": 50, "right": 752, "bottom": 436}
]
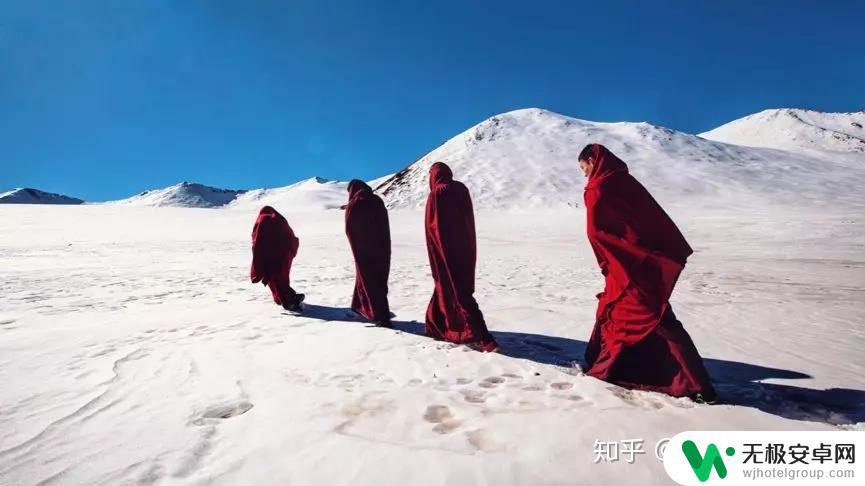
[{"left": 289, "top": 304, "right": 865, "bottom": 426}]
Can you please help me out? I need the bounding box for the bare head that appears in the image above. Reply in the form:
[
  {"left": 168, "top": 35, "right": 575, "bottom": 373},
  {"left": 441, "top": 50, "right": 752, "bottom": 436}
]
[{"left": 578, "top": 144, "right": 595, "bottom": 178}]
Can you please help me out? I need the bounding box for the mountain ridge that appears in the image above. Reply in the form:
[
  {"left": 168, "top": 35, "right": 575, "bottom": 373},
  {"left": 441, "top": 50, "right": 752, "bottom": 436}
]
[
  {"left": 0, "top": 188, "right": 84, "bottom": 205},
  {"left": 700, "top": 108, "right": 865, "bottom": 153},
  {"left": 6, "top": 107, "right": 863, "bottom": 209},
  {"left": 374, "top": 107, "right": 865, "bottom": 210}
]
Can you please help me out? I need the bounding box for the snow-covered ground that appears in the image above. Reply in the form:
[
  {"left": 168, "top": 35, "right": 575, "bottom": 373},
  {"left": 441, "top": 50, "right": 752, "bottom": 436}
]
[
  {"left": 1, "top": 200, "right": 863, "bottom": 485},
  {"left": 3, "top": 106, "right": 864, "bottom": 484}
]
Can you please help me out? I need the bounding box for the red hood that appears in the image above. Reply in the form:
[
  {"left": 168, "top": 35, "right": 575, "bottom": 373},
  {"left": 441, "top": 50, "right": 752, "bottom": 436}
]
[
  {"left": 347, "top": 179, "right": 372, "bottom": 200},
  {"left": 429, "top": 162, "right": 453, "bottom": 190},
  {"left": 586, "top": 144, "right": 629, "bottom": 189}
]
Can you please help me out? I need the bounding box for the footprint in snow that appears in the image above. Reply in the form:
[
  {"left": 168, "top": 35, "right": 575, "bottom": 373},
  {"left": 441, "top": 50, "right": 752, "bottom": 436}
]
[
  {"left": 423, "top": 405, "right": 452, "bottom": 423},
  {"left": 465, "top": 428, "right": 505, "bottom": 453},
  {"left": 423, "top": 405, "right": 462, "bottom": 434},
  {"left": 193, "top": 401, "right": 254, "bottom": 424},
  {"left": 478, "top": 376, "right": 505, "bottom": 389},
  {"left": 460, "top": 389, "right": 487, "bottom": 404}
]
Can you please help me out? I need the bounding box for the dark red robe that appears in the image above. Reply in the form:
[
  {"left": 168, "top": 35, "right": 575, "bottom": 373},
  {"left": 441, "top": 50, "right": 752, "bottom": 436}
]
[
  {"left": 345, "top": 180, "right": 392, "bottom": 323},
  {"left": 425, "top": 162, "right": 498, "bottom": 352},
  {"left": 250, "top": 206, "right": 301, "bottom": 308},
  {"left": 582, "top": 144, "right": 715, "bottom": 399}
]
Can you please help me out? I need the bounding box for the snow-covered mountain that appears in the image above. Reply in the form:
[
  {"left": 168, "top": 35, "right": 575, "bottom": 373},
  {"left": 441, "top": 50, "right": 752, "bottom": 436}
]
[
  {"left": 14, "top": 108, "right": 863, "bottom": 212},
  {"left": 229, "top": 177, "right": 350, "bottom": 211},
  {"left": 0, "top": 188, "right": 84, "bottom": 205},
  {"left": 368, "top": 173, "right": 395, "bottom": 191},
  {"left": 108, "top": 178, "right": 358, "bottom": 211},
  {"left": 700, "top": 108, "right": 865, "bottom": 153},
  {"left": 111, "top": 182, "right": 247, "bottom": 208},
  {"left": 375, "top": 108, "right": 865, "bottom": 210}
]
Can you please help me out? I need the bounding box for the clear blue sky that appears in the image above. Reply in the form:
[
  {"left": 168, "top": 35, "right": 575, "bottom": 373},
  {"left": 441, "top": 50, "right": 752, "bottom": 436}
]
[{"left": 1, "top": 0, "right": 862, "bottom": 201}]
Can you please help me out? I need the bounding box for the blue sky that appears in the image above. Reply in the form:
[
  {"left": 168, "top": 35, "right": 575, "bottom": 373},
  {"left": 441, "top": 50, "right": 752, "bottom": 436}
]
[{"left": 1, "top": 0, "right": 862, "bottom": 201}]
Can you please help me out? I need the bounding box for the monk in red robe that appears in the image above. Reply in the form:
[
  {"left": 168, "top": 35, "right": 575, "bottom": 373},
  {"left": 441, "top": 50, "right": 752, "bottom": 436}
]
[
  {"left": 345, "top": 179, "right": 392, "bottom": 326},
  {"left": 250, "top": 206, "right": 304, "bottom": 312},
  {"left": 579, "top": 144, "right": 715, "bottom": 401},
  {"left": 425, "top": 162, "right": 499, "bottom": 352}
]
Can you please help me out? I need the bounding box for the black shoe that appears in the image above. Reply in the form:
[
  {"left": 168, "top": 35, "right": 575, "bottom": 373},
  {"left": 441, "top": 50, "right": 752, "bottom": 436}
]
[
  {"left": 284, "top": 294, "right": 304, "bottom": 313},
  {"left": 692, "top": 391, "right": 719, "bottom": 405},
  {"left": 466, "top": 341, "right": 501, "bottom": 353}
]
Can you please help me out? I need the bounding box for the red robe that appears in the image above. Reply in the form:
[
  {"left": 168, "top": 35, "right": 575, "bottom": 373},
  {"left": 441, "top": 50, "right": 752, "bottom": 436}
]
[
  {"left": 345, "top": 180, "right": 392, "bottom": 323},
  {"left": 250, "top": 206, "right": 300, "bottom": 307},
  {"left": 425, "top": 162, "right": 498, "bottom": 351},
  {"left": 582, "top": 144, "right": 715, "bottom": 398}
]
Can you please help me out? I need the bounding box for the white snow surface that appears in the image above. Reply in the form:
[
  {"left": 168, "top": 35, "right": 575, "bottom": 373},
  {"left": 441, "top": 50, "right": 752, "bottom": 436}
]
[
  {"left": 0, "top": 188, "right": 83, "bottom": 205},
  {"left": 700, "top": 108, "right": 865, "bottom": 154},
  {"left": 1, "top": 200, "right": 864, "bottom": 485},
  {"left": 375, "top": 108, "right": 865, "bottom": 210},
  {"left": 109, "top": 182, "right": 247, "bottom": 208}
]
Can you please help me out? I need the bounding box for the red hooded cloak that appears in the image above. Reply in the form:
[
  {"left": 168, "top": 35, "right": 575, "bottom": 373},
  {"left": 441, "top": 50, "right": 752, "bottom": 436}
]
[
  {"left": 582, "top": 144, "right": 714, "bottom": 398},
  {"left": 425, "top": 162, "right": 498, "bottom": 351},
  {"left": 345, "top": 180, "right": 392, "bottom": 323},
  {"left": 251, "top": 206, "right": 301, "bottom": 307}
]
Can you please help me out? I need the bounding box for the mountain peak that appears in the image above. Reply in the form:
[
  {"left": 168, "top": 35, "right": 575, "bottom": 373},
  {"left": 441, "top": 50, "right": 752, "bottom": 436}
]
[
  {"left": 373, "top": 107, "right": 865, "bottom": 210},
  {"left": 0, "top": 187, "right": 84, "bottom": 205},
  {"left": 113, "top": 182, "right": 247, "bottom": 208},
  {"left": 701, "top": 108, "right": 865, "bottom": 153},
  {"left": 229, "top": 177, "right": 349, "bottom": 211},
  {"left": 498, "top": 107, "right": 552, "bottom": 117},
  {"left": 374, "top": 108, "right": 689, "bottom": 209}
]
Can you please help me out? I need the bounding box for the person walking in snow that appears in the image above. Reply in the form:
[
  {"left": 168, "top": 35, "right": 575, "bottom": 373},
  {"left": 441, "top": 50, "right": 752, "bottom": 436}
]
[
  {"left": 345, "top": 179, "right": 392, "bottom": 326},
  {"left": 424, "top": 162, "right": 499, "bottom": 352},
  {"left": 578, "top": 144, "right": 715, "bottom": 401},
  {"left": 250, "top": 206, "right": 305, "bottom": 312}
]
